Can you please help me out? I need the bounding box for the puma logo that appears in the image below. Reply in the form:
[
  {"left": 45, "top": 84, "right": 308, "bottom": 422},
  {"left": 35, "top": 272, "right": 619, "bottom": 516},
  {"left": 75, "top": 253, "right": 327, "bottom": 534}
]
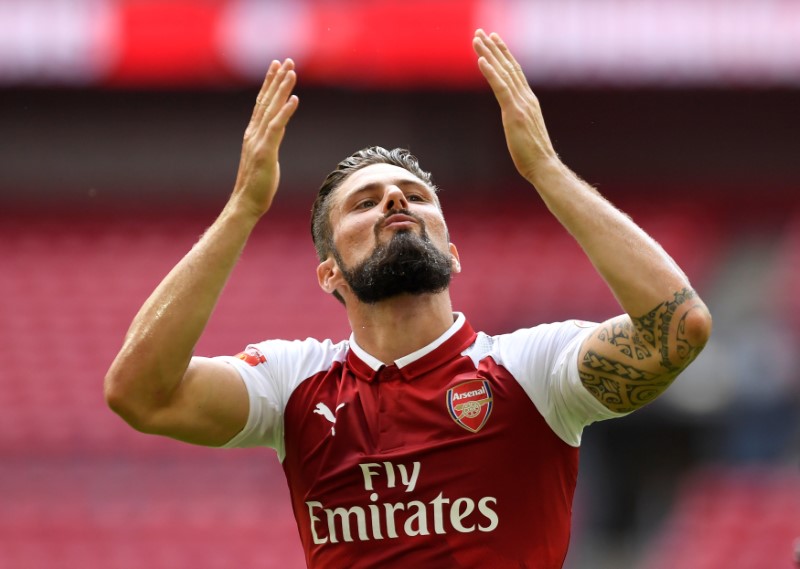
[{"left": 313, "top": 402, "right": 346, "bottom": 436}]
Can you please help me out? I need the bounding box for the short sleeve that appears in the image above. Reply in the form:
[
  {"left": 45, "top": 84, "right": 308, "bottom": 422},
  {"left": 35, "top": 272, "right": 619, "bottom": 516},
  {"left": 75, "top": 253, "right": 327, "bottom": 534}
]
[
  {"left": 494, "top": 320, "right": 629, "bottom": 447},
  {"left": 214, "top": 338, "right": 346, "bottom": 459}
]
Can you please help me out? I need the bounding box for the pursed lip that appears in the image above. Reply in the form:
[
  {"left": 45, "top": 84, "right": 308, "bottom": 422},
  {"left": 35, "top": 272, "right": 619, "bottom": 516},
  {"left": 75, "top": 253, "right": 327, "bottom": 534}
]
[{"left": 381, "top": 213, "right": 419, "bottom": 229}]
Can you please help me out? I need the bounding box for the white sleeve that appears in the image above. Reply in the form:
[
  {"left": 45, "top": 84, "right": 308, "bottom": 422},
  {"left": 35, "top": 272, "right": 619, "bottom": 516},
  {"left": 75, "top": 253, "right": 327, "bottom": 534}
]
[
  {"left": 494, "top": 320, "right": 629, "bottom": 447},
  {"left": 213, "top": 338, "right": 345, "bottom": 459}
]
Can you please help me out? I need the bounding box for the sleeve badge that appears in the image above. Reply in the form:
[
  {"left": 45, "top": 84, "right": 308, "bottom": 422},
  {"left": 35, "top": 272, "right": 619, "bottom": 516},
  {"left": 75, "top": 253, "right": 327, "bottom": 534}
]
[{"left": 234, "top": 346, "right": 267, "bottom": 366}]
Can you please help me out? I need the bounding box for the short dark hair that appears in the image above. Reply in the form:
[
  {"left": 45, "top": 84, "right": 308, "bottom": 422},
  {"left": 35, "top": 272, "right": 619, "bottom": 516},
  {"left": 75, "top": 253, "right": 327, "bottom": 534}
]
[{"left": 310, "top": 146, "right": 438, "bottom": 262}]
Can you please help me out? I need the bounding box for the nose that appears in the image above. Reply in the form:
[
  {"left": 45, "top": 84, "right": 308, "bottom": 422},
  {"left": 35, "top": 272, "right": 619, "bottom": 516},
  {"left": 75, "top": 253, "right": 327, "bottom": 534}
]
[{"left": 383, "top": 186, "right": 408, "bottom": 212}]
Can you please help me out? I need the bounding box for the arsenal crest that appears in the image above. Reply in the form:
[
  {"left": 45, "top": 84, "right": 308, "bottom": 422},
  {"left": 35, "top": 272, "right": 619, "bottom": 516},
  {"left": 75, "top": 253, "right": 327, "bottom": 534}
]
[{"left": 447, "top": 379, "right": 493, "bottom": 433}]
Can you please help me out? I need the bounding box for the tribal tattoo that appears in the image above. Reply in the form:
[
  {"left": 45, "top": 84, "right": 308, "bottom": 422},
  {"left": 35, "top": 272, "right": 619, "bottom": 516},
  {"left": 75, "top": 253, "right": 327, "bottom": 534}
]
[{"left": 579, "top": 288, "right": 707, "bottom": 413}]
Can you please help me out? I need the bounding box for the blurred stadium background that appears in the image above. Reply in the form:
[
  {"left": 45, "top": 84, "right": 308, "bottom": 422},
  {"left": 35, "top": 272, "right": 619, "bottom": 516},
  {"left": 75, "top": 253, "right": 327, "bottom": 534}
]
[{"left": 1, "top": 1, "right": 798, "bottom": 567}]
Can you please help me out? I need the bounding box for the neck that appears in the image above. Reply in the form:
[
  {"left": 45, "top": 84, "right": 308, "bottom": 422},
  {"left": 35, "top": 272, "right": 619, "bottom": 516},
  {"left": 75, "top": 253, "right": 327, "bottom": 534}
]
[{"left": 346, "top": 291, "right": 455, "bottom": 365}]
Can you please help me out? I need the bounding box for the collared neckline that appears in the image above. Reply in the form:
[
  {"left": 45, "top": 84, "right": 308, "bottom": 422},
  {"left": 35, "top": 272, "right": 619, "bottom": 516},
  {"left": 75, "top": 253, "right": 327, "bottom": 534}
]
[{"left": 346, "top": 313, "right": 476, "bottom": 382}]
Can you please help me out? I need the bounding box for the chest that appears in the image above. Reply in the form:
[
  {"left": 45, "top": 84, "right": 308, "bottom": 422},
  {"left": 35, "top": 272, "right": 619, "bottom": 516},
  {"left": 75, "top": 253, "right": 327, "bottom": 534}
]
[{"left": 281, "top": 356, "right": 569, "bottom": 499}]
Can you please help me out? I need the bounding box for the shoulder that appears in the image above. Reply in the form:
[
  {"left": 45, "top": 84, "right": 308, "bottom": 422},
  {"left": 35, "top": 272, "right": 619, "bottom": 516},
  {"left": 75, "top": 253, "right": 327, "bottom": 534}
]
[
  {"left": 218, "top": 337, "right": 349, "bottom": 390},
  {"left": 470, "top": 321, "right": 603, "bottom": 447},
  {"left": 255, "top": 337, "right": 349, "bottom": 369},
  {"left": 460, "top": 321, "right": 595, "bottom": 365},
  {"left": 215, "top": 337, "right": 350, "bottom": 453},
  {"left": 484, "top": 320, "right": 597, "bottom": 367}
]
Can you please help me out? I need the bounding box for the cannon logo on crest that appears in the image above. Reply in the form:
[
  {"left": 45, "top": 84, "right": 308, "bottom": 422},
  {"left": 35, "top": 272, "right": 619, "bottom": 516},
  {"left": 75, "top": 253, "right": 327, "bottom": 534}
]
[{"left": 446, "top": 379, "right": 493, "bottom": 433}]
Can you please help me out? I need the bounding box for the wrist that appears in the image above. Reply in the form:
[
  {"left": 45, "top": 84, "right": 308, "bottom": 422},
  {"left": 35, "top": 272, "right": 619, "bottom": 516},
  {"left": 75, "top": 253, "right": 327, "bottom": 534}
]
[
  {"left": 524, "top": 157, "right": 570, "bottom": 190},
  {"left": 220, "top": 198, "right": 265, "bottom": 232},
  {"left": 223, "top": 194, "right": 269, "bottom": 225}
]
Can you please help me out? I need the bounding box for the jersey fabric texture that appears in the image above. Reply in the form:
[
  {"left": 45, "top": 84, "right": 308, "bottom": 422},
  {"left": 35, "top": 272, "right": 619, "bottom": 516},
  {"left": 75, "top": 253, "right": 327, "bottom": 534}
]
[{"left": 216, "top": 313, "right": 624, "bottom": 568}]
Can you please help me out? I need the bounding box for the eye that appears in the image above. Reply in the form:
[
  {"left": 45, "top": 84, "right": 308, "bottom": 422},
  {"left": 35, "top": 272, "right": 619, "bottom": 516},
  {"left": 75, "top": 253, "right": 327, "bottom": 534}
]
[
  {"left": 356, "top": 199, "right": 377, "bottom": 210},
  {"left": 407, "top": 194, "right": 424, "bottom": 202}
]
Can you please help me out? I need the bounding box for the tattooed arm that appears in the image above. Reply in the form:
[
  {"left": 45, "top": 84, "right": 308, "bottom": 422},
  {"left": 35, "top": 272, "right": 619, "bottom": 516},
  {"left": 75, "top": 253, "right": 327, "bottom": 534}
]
[
  {"left": 473, "top": 29, "right": 712, "bottom": 413},
  {"left": 579, "top": 290, "right": 710, "bottom": 413}
]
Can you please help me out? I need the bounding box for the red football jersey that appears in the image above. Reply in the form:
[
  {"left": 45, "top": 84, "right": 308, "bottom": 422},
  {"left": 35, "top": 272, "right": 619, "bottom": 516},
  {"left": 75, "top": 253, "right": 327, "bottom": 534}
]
[{"left": 219, "top": 314, "right": 622, "bottom": 568}]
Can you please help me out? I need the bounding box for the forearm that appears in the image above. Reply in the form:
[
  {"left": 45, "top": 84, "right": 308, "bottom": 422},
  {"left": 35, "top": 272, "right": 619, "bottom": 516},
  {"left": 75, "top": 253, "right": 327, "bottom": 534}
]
[
  {"left": 528, "top": 159, "right": 690, "bottom": 317},
  {"left": 473, "top": 29, "right": 695, "bottom": 316},
  {"left": 105, "top": 202, "right": 260, "bottom": 417},
  {"left": 474, "top": 29, "right": 711, "bottom": 409},
  {"left": 531, "top": 160, "right": 712, "bottom": 392}
]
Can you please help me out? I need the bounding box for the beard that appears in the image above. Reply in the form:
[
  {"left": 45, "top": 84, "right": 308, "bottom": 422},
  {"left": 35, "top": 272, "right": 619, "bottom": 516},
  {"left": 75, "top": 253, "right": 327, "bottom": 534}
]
[{"left": 333, "top": 218, "right": 452, "bottom": 305}]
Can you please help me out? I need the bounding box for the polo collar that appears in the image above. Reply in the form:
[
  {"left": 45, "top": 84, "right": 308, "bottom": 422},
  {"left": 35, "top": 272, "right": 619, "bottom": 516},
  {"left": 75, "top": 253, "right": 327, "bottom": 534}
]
[{"left": 346, "top": 313, "right": 477, "bottom": 382}]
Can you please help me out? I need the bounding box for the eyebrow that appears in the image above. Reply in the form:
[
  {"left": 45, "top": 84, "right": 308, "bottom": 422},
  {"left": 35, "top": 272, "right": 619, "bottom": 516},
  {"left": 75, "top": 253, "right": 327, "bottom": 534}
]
[{"left": 344, "top": 178, "right": 431, "bottom": 201}]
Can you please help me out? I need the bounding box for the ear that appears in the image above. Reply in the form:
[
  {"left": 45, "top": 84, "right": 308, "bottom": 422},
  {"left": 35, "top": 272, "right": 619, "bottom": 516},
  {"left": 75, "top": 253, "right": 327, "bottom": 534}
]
[
  {"left": 449, "top": 243, "right": 461, "bottom": 274},
  {"left": 317, "top": 257, "right": 343, "bottom": 294}
]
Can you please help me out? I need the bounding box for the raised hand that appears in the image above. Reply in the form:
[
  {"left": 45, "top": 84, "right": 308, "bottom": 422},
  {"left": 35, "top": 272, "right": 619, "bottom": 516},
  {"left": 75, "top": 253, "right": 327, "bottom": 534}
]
[
  {"left": 473, "top": 30, "right": 558, "bottom": 185},
  {"left": 232, "top": 58, "right": 299, "bottom": 217}
]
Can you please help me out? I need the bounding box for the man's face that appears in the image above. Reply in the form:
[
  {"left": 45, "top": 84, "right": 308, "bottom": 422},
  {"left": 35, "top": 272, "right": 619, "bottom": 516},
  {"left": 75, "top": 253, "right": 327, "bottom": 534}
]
[{"left": 321, "top": 163, "right": 459, "bottom": 303}]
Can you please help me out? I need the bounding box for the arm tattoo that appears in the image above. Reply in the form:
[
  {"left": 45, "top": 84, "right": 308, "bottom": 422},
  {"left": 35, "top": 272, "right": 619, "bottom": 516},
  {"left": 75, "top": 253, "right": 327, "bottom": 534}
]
[
  {"left": 580, "top": 287, "right": 706, "bottom": 413},
  {"left": 596, "top": 320, "right": 652, "bottom": 360},
  {"left": 632, "top": 287, "right": 697, "bottom": 371},
  {"left": 579, "top": 354, "right": 668, "bottom": 412}
]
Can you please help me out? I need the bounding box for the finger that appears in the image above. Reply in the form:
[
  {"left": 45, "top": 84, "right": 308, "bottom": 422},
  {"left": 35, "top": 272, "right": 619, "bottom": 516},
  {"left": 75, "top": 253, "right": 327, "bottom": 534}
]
[
  {"left": 473, "top": 32, "right": 521, "bottom": 100},
  {"left": 476, "top": 30, "right": 515, "bottom": 74},
  {"left": 265, "top": 95, "right": 299, "bottom": 149},
  {"left": 475, "top": 30, "right": 527, "bottom": 93},
  {"left": 474, "top": 35, "right": 519, "bottom": 103},
  {"left": 490, "top": 32, "right": 538, "bottom": 105},
  {"left": 249, "top": 60, "right": 280, "bottom": 124},
  {"left": 473, "top": 29, "right": 506, "bottom": 69},
  {"left": 489, "top": 32, "right": 530, "bottom": 93},
  {"left": 476, "top": 55, "right": 514, "bottom": 108},
  {"left": 259, "top": 59, "right": 295, "bottom": 117},
  {"left": 472, "top": 30, "right": 501, "bottom": 70},
  {"left": 257, "top": 60, "right": 282, "bottom": 103},
  {"left": 258, "top": 68, "right": 297, "bottom": 134}
]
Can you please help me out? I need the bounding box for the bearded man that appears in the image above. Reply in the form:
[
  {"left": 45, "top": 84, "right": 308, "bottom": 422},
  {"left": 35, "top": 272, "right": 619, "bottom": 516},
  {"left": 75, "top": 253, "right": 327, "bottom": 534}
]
[{"left": 105, "top": 30, "right": 712, "bottom": 568}]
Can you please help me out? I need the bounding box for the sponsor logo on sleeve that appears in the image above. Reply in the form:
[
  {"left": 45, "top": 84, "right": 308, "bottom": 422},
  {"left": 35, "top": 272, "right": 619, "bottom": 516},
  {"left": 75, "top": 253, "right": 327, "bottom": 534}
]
[
  {"left": 446, "top": 379, "right": 493, "bottom": 433},
  {"left": 235, "top": 347, "right": 267, "bottom": 366}
]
